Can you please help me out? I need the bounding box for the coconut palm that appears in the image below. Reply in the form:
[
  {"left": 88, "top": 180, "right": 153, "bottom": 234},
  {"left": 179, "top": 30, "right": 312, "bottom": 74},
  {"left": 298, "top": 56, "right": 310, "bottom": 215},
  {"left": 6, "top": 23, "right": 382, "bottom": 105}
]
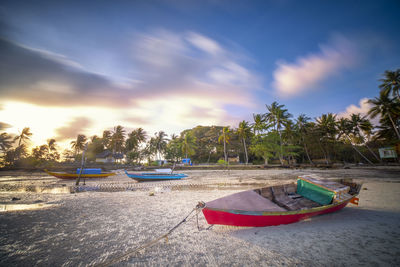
[
  {"left": 146, "top": 137, "right": 158, "bottom": 161},
  {"left": 251, "top": 113, "right": 267, "bottom": 135},
  {"left": 111, "top": 125, "right": 126, "bottom": 153},
  {"left": 0, "top": 133, "right": 13, "bottom": 154},
  {"left": 125, "top": 132, "right": 138, "bottom": 152},
  {"left": 379, "top": 69, "right": 400, "bottom": 100},
  {"left": 153, "top": 131, "right": 169, "bottom": 160},
  {"left": 47, "top": 139, "right": 57, "bottom": 152},
  {"left": 165, "top": 134, "right": 182, "bottom": 163},
  {"left": 181, "top": 131, "right": 197, "bottom": 159},
  {"left": 337, "top": 117, "right": 373, "bottom": 164},
  {"left": 315, "top": 113, "right": 337, "bottom": 164},
  {"left": 102, "top": 130, "right": 112, "bottom": 150},
  {"left": 295, "top": 114, "right": 314, "bottom": 165},
  {"left": 218, "top": 127, "right": 231, "bottom": 162},
  {"left": 46, "top": 138, "right": 60, "bottom": 161},
  {"left": 368, "top": 92, "right": 400, "bottom": 140},
  {"left": 237, "top": 120, "right": 252, "bottom": 164},
  {"left": 14, "top": 127, "right": 32, "bottom": 146},
  {"left": 265, "top": 102, "right": 292, "bottom": 165},
  {"left": 170, "top": 133, "right": 179, "bottom": 140},
  {"left": 70, "top": 134, "right": 87, "bottom": 156},
  {"left": 349, "top": 114, "right": 380, "bottom": 162},
  {"left": 125, "top": 129, "right": 147, "bottom": 152},
  {"left": 134, "top": 128, "right": 147, "bottom": 144}
]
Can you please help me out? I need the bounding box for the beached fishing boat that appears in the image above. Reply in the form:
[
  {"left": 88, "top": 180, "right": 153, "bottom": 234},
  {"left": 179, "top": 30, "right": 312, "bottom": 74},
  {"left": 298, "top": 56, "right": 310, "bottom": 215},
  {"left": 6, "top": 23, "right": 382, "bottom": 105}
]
[
  {"left": 124, "top": 170, "right": 187, "bottom": 181},
  {"left": 202, "top": 176, "right": 361, "bottom": 227},
  {"left": 44, "top": 169, "right": 116, "bottom": 180}
]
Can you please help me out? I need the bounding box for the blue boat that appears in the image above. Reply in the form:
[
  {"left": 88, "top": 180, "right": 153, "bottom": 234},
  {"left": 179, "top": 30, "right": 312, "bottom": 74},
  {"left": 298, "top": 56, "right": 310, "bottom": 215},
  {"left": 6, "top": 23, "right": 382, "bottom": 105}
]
[{"left": 124, "top": 170, "right": 187, "bottom": 182}]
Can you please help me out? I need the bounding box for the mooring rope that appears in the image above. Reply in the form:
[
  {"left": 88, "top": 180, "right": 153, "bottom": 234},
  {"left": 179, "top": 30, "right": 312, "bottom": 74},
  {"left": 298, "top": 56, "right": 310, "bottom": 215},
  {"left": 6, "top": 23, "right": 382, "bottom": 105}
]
[{"left": 97, "top": 202, "right": 206, "bottom": 267}]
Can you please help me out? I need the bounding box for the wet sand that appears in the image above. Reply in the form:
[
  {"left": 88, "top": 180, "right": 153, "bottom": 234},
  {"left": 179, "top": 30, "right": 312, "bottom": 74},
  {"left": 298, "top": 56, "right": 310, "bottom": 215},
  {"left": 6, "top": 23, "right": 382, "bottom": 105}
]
[{"left": 0, "top": 167, "right": 400, "bottom": 266}]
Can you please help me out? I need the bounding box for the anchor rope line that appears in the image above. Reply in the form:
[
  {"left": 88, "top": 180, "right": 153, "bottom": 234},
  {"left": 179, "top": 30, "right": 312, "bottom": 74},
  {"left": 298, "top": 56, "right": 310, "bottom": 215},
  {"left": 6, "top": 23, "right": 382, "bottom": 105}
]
[{"left": 97, "top": 202, "right": 206, "bottom": 267}]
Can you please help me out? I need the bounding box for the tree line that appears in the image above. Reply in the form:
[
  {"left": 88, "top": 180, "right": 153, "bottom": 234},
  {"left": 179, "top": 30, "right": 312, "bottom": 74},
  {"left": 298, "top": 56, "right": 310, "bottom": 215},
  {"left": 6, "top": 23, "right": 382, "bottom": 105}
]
[{"left": 1, "top": 69, "right": 399, "bottom": 168}]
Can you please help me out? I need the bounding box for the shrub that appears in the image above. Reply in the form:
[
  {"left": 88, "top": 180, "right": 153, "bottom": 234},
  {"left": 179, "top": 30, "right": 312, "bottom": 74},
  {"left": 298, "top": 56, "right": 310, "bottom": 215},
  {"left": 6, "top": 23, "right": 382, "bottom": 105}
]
[{"left": 217, "top": 159, "right": 227, "bottom": 165}]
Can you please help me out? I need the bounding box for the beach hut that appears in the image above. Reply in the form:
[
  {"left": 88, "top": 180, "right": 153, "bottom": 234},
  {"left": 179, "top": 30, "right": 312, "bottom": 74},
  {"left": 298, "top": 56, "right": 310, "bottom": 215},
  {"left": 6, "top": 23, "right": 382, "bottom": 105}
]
[{"left": 95, "top": 150, "right": 124, "bottom": 163}]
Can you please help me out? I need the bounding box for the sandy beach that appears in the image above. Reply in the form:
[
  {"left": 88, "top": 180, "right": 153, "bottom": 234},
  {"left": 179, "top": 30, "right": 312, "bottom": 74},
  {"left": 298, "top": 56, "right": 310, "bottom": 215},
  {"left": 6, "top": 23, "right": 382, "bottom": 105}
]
[{"left": 0, "top": 167, "right": 400, "bottom": 266}]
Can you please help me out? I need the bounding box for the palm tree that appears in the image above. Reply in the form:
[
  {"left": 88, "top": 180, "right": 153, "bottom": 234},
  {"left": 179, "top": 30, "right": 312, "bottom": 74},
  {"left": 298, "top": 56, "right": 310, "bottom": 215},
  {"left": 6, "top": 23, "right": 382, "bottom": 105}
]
[
  {"left": 102, "top": 130, "right": 112, "bottom": 150},
  {"left": 315, "top": 113, "right": 337, "bottom": 164},
  {"left": 349, "top": 114, "right": 380, "bottom": 162},
  {"left": 170, "top": 133, "right": 179, "bottom": 140},
  {"left": 154, "top": 131, "right": 169, "bottom": 160},
  {"left": 165, "top": 134, "right": 182, "bottom": 163},
  {"left": 337, "top": 117, "right": 373, "bottom": 164},
  {"left": 134, "top": 128, "right": 147, "bottom": 144},
  {"left": 368, "top": 92, "right": 400, "bottom": 140},
  {"left": 295, "top": 114, "right": 314, "bottom": 165},
  {"left": 379, "top": 69, "right": 400, "bottom": 100},
  {"left": 218, "top": 127, "right": 231, "bottom": 162},
  {"left": 237, "top": 120, "right": 252, "bottom": 164},
  {"left": 47, "top": 138, "right": 57, "bottom": 152},
  {"left": 251, "top": 113, "right": 267, "bottom": 135},
  {"left": 181, "top": 131, "right": 197, "bottom": 159},
  {"left": 281, "top": 120, "right": 301, "bottom": 165},
  {"left": 125, "top": 132, "right": 138, "bottom": 152},
  {"left": 111, "top": 125, "right": 126, "bottom": 153},
  {"left": 14, "top": 127, "right": 32, "bottom": 146},
  {"left": 146, "top": 137, "right": 158, "bottom": 162},
  {"left": 125, "top": 129, "right": 146, "bottom": 152},
  {"left": 265, "top": 102, "right": 292, "bottom": 165},
  {"left": 0, "top": 133, "right": 13, "bottom": 154},
  {"left": 46, "top": 138, "right": 60, "bottom": 161},
  {"left": 70, "top": 134, "right": 87, "bottom": 156}
]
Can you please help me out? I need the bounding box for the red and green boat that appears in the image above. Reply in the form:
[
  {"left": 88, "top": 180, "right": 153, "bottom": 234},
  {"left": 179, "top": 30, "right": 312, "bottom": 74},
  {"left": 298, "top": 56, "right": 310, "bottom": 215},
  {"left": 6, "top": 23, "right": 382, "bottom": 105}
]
[{"left": 202, "top": 176, "right": 361, "bottom": 227}]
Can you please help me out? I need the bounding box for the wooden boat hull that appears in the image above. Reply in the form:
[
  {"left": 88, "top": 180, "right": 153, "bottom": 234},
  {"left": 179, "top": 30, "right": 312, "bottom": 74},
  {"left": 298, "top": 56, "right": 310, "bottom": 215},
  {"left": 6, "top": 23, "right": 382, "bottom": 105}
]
[
  {"left": 125, "top": 171, "right": 187, "bottom": 181},
  {"left": 45, "top": 170, "right": 115, "bottom": 180},
  {"left": 202, "top": 199, "right": 350, "bottom": 227},
  {"left": 202, "top": 177, "right": 361, "bottom": 227}
]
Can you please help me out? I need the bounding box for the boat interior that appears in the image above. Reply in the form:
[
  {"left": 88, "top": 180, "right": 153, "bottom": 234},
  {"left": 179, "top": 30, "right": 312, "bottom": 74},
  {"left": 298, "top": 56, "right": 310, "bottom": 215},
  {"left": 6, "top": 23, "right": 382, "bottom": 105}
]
[{"left": 254, "top": 179, "right": 362, "bottom": 211}]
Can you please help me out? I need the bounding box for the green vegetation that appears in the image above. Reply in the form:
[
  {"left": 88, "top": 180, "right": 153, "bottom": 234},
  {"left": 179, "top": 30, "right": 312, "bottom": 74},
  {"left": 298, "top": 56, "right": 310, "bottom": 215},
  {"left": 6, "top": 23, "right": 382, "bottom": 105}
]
[{"left": 1, "top": 69, "right": 399, "bottom": 168}]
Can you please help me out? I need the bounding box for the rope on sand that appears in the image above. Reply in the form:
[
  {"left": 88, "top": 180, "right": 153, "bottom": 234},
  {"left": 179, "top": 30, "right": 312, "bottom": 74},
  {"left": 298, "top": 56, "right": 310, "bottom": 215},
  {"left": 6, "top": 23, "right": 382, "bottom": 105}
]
[{"left": 96, "top": 202, "right": 206, "bottom": 267}]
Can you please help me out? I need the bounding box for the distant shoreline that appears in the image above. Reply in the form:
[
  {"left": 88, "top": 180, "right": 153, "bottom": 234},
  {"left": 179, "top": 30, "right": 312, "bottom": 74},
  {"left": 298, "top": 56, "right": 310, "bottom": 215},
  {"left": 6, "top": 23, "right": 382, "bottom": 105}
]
[{"left": 1, "top": 163, "right": 399, "bottom": 177}]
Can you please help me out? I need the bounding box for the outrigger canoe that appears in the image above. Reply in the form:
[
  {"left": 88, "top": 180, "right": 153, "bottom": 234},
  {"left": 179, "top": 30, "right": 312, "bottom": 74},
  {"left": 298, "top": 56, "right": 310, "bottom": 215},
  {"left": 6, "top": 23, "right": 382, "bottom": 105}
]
[
  {"left": 44, "top": 169, "right": 115, "bottom": 180},
  {"left": 124, "top": 170, "right": 187, "bottom": 182},
  {"left": 202, "top": 176, "right": 361, "bottom": 227}
]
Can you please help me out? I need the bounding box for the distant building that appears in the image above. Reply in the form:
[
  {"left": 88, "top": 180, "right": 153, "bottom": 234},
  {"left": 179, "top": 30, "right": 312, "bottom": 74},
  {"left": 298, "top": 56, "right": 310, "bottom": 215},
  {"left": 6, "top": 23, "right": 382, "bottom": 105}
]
[
  {"left": 95, "top": 150, "right": 124, "bottom": 163},
  {"left": 379, "top": 147, "right": 397, "bottom": 159}
]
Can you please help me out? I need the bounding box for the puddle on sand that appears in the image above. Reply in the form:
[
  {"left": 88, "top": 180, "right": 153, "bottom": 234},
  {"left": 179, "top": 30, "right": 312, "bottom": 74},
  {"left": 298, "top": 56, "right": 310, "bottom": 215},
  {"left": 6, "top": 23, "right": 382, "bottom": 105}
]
[{"left": 0, "top": 203, "right": 56, "bottom": 212}]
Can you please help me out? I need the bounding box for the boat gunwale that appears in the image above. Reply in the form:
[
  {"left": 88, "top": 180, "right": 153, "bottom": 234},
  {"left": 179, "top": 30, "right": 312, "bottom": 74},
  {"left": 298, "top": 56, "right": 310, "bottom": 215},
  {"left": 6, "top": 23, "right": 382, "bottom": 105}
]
[
  {"left": 124, "top": 170, "right": 187, "bottom": 180},
  {"left": 44, "top": 170, "right": 115, "bottom": 178},
  {"left": 203, "top": 196, "right": 354, "bottom": 216}
]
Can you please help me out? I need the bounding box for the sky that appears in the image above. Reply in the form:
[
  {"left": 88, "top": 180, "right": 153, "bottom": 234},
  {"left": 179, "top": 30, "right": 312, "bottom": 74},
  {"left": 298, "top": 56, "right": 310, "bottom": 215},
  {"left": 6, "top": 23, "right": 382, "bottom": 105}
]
[{"left": 1, "top": 0, "right": 400, "bottom": 151}]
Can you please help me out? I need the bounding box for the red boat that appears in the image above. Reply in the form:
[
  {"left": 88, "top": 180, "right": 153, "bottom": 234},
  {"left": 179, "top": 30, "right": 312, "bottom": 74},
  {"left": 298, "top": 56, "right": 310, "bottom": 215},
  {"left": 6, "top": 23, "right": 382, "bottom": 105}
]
[{"left": 202, "top": 176, "right": 361, "bottom": 227}]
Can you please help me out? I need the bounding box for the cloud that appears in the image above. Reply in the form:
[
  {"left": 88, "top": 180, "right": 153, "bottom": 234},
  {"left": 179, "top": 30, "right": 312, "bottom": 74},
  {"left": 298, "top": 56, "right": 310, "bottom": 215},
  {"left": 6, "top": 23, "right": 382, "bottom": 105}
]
[
  {"left": 130, "top": 30, "right": 260, "bottom": 106},
  {"left": 0, "top": 38, "right": 134, "bottom": 107},
  {"left": 0, "top": 122, "right": 12, "bottom": 131},
  {"left": 1, "top": 30, "right": 259, "bottom": 110},
  {"left": 272, "top": 35, "right": 358, "bottom": 97},
  {"left": 186, "top": 32, "right": 223, "bottom": 55},
  {"left": 123, "top": 115, "right": 151, "bottom": 126},
  {"left": 337, "top": 98, "right": 379, "bottom": 125},
  {"left": 337, "top": 98, "right": 371, "bottom": 118},
  {"left": 54, "top": 117, "right": 92, "bottom": 141},
  {"left": 1, "top": 30, "right": 261, "bottom": 140}
]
